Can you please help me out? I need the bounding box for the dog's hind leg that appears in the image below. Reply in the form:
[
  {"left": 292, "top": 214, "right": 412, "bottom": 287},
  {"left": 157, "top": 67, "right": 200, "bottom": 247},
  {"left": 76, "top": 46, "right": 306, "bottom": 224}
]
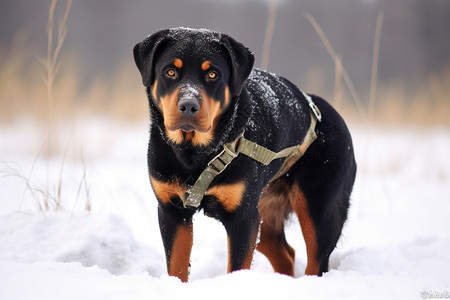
[
  {"left": 290, "top": 180, "right": 350, "bottom": 276},
  {"left": 288, "top": 184, "right": 322, "bottom": 275},
  {"left": 256, "top": 179, "right": 296, "bottom": 276}
]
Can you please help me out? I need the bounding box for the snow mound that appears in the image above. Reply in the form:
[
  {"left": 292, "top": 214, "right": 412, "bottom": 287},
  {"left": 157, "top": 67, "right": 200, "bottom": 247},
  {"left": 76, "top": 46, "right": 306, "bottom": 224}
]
[{"left": 0, "top": 212, "right": 165, "bottom": 276}]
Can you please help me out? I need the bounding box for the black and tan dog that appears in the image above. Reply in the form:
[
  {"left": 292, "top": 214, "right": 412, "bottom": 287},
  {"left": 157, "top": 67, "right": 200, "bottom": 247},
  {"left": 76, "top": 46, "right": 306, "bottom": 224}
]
[{"left": 133, "top": 27, "right": 356, "bottom": 282}]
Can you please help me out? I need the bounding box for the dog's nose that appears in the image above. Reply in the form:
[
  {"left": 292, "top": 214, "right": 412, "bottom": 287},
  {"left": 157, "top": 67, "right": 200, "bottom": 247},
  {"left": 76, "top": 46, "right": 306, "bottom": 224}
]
[{"left": 178, "top": 98, "right": 200, "bottom": 117}]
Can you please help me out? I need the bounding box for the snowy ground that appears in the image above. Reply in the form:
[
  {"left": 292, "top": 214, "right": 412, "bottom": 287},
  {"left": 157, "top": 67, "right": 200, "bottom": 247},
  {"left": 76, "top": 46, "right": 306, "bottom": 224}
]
[{"left": 1, "top": 119, "right": 449, "bottom": 299}]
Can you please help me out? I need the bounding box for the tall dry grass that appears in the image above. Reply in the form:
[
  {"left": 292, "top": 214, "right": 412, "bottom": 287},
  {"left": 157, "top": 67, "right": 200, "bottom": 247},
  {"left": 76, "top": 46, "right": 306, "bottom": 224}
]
[
  {"left": 0, "top": 10, "right": 449, "bottom": 127},
  {"left": 0, "top": 0, "right": 95, "bottom": 213},
  {"left": 0, "top": 46, "right": 147, "bottom": 124},
  {"left": 0, "top": 0, "right": 146, "bottom": 124},
  {"left": 305, "top": 14, "right": 366, "bottom": 120},
  {"left": 304, "top": 13, "right": 449, "bottom": 127},
  {"left": 260, "top": 2, "right": 277, "bottom": 70}
]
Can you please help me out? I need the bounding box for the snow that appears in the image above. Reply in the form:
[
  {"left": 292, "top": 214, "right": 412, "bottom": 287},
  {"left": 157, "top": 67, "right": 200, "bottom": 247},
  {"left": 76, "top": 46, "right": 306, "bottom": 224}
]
[
  {"left": 179, "top": 84, "right": 201, "bottom": 100},
  {"left": 165, "top": 27, "right": 223, "bottom": 57},
  {"left": 1, "top": 120, "right": 450, "bottom": 299}
]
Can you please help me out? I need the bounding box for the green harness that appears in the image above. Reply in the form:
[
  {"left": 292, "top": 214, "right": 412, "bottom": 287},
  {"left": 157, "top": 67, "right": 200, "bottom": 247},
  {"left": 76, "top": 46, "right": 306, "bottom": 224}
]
[{"left": 182, "top": 92, "right": 322, "bottom": 208}]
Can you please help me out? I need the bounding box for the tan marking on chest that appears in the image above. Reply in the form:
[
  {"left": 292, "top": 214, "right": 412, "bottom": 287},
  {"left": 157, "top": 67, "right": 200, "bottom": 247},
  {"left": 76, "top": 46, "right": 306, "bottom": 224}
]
[
  {"left": 207, "top": 182, "right": 246, "bottom": 212},
  {"left": 150, "top": 176, "right": 187, "bottom": 205},
  {"left": 169, "top": 223, "right": 192, "bottom": 282}
]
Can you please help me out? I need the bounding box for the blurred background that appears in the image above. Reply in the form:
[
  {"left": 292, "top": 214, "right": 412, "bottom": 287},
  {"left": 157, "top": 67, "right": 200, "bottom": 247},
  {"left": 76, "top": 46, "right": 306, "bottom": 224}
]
[{"left": 1, "top": 0, "right": 449, "bottom": 125}]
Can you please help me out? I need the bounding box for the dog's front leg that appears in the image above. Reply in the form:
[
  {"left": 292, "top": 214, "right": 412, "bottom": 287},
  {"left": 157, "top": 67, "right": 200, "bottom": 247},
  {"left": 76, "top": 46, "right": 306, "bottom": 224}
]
[
  {"left": 222, "top": 206, "right": 260, "bottom": 273},
  {"left": 158, "top": 203, "right": 194, "bottom": 282}
]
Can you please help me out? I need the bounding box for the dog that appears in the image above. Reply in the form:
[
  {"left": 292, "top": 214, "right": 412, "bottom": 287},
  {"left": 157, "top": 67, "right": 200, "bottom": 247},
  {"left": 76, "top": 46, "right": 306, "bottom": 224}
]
[{"left": 133, "top": 27, "right": 356, "bottom": 282}]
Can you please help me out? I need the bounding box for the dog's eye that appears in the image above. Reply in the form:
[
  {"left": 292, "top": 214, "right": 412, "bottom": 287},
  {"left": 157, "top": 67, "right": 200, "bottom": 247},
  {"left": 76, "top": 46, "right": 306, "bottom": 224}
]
[
  {"left": 165, "top": 68, "right": 177, "bottom": 79},
  {"left": 207, "top": 71, "right": 218, "bottom": 81}
]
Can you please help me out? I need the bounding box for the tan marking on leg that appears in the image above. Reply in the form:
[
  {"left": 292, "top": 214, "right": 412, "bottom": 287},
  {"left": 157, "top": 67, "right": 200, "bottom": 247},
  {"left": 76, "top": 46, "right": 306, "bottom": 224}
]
[
  {"left": 242, "top": 241, "right": 256, "bottom": 270},
  {"left": 258, "top": 179, "right": 293, "bottom": 233},
  {"left": 201, "top": 60, "right": 211, "bottom": 71},
  {"left": 207, "top": 182, "right": 245, "bottom": 212},
  {"left": 173, "top": 58, "right": 183, "bottom": 69},
  {"left": 169, "top": 223, "right": 193, "bottom": 282},
  {"left": 256, "top": 179, "right": 295, "bottom": 276},
  {"left": 226, "top": 230, "right": 257, "bottom": 273},
  {"left": 150, "top": 176, "right": 187, "bottom": 205},
  {"left": 227, "top": 236, "right": 232, "bottom": 273},
  {"left": 256, "top": 221, "right": 295, "bottom": 276},
  {"left": 289, "top": 185, "right": 320, "bottom": 276}
]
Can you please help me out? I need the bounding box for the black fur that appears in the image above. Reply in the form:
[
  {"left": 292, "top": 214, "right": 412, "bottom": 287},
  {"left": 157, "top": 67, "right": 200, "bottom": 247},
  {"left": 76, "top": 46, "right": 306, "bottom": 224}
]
[{"left": 134, "top": 27, "right": 356, "bottom": 281}]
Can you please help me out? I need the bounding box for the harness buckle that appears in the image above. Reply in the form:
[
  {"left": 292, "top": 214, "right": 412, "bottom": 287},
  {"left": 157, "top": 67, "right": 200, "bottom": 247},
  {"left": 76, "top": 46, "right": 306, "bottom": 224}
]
[
  {"left": 182, "top": 141, "right": 240, "bottom": 208},
  {"left": 302, "top": 91, "right": 322, "bottom": 122},
  {"left": 309, "top": 101, "right": 322, "bottom": 122},
  {"left": 207, "top": 142, "right": 239, "bottom": 175}
]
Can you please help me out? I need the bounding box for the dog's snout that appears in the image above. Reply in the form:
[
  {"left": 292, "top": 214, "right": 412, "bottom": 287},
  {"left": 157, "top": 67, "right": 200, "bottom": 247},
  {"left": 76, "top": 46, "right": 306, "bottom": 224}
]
[{"left": 178, "top": 98, "right": 200, "bottom": 117}]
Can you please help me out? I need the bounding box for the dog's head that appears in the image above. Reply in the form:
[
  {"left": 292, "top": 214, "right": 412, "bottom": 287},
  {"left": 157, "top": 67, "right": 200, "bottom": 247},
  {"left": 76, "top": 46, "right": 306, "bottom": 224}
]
[{"left": 134, "top": 28, "right": 254, "bottom": 147}]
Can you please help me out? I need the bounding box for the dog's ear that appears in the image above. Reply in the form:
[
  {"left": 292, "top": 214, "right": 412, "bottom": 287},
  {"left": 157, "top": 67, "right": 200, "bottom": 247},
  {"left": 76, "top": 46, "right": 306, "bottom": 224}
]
[
  {"left": 133, "top": 29, "right": 170, "bottom": 87},
  {"left": 220, "top": 34, "right": 255, "bottom": 96}
]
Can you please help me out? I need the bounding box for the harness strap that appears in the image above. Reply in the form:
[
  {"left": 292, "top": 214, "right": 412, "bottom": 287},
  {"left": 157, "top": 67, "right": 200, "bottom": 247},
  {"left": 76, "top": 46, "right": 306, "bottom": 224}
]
[
  {"left": 269, "top": 109, "right": 319, "bottom": 182},
  {"left": 182, "top": 92, "right": 321, "bottom": 208}
]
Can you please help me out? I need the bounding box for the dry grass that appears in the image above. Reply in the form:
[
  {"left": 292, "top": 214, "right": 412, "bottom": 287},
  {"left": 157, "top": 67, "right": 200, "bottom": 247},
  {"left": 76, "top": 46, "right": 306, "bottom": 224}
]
[
  {"left": 0, "top": 0, "right": 92, "bottom": 213},
  {"left": 260, "top": 2, "right": 277, "bottom": 70},
  {"left": 0, "top": 0, "right": 146, "bottom": 124},
  {"left": 41, "top": 0, "right": 72, "bottom": 118},
  {"left": 2, "top": 50, "right": 447, "bottom": 128},
  {"left": 369, "top": 12, "right": 384, "bottom": 121},
  {"left": 1, "top": 157, "right": 92, "bottom": 213},
  {"left": 304, "top": 13, "right": 450, "bottom": 127},
  {"left": 0, "top": 44, "right": 147, "bottom": 124},
  {"left": 0, "top": 11, "right": 448, "bottom": 127},
  {"left": 305, "top": 13, "right": 367, "bottom": 120},
  {"left": 374, "top": 72, "right": 450, "bottom": 126}
]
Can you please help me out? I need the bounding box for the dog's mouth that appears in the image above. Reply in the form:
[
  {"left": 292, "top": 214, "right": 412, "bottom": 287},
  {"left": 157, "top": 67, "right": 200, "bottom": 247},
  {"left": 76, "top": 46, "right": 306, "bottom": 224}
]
[
  {"left": 166, "top": 118, "right": 211, "bottom": 133},
  {"left": 165, "top": 118, "right": 214, "bottom": 147},
  {"left": 179, "top": 124, "right": 196, "bottom": 132}
]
